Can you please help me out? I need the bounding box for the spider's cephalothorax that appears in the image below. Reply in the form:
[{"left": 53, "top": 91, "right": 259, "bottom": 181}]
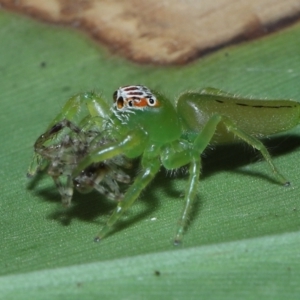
[
  {"left": 29, "top": 86, "right": 299, "bottom": 244},
  {"left": 113, "top": 85, "right": 160, "bottom": 110},
  {"left": 111, "top": 85, "right": 181, "bottom": 145}
]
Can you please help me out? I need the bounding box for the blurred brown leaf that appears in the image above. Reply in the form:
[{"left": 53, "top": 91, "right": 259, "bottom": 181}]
[{"left": 1, "top": 0, "right": 300, "bottom": 64}]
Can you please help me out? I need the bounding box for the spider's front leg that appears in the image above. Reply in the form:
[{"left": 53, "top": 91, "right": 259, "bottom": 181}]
[
  {"left": 27, "top": 92, "right": 111, "bottom": 177},
  {"left": 95, "top": 156, "right": 161, "bottom": 241},
  {"left": 160, "top": 141, "right": 202, "bottom": 245},
  {"left": 173, "top": 156, "right": 201, "bottom": 245},
  {"left": 71, "top": 129, "right": 154, "bottom": 240},
  {"left": 47, "top": 92, "right": 111, "bottom": 129}
]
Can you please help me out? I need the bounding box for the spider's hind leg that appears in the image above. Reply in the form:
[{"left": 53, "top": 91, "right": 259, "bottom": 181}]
[{"left": 193, "top": 114, "right": 289, "bottom": 185}]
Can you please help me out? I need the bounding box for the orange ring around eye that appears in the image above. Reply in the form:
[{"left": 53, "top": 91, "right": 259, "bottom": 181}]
[{"left": 133, "top": 98, "right": 148, "bottom": 107}]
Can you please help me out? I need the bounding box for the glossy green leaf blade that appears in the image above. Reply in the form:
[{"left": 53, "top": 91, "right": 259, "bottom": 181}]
[{"left": 1, "top": 232, "right": 300, "bottom": 300}]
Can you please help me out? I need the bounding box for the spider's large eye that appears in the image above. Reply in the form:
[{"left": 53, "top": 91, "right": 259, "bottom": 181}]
[
  {"left": 147, "top": 97, "right": 156, "bottom": 106},
  {"left": 116, "top": 96, "right": 124, "bottom": 109},
  {"left": 128, "top": 100, "right": 133, "bottom": 107}
]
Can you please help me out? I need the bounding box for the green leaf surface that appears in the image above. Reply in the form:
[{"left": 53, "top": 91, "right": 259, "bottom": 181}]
[{"left": 1, "top": 10, "right": 300, "bottom": 299}]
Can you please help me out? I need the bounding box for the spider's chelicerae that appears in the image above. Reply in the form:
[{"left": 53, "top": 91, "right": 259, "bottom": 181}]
[{"left": 29, "top": 86, "right": 299, "bottom": 244}]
